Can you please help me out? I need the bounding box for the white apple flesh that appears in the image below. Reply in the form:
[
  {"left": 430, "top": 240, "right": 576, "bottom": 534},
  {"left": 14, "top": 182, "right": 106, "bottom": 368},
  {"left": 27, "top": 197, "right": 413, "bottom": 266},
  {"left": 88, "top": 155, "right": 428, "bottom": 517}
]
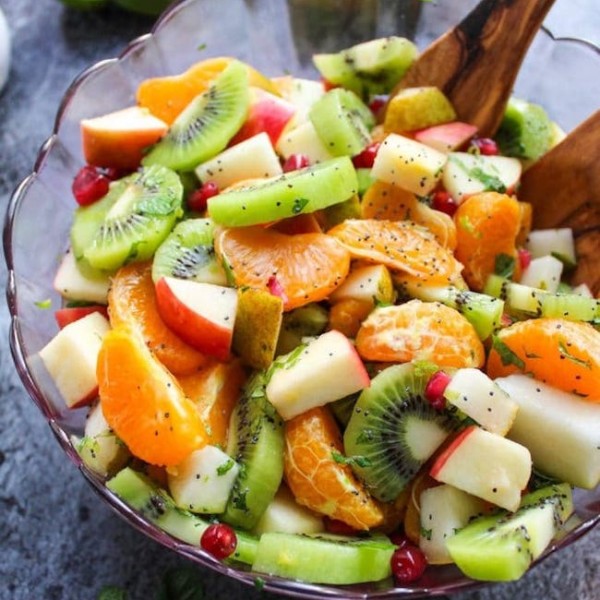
[
  {"left": 276, "top": 120, "right": 334, "bottom": 164},
  {"left": 54, "top": 249, "right": 111, "bottom": 304}
]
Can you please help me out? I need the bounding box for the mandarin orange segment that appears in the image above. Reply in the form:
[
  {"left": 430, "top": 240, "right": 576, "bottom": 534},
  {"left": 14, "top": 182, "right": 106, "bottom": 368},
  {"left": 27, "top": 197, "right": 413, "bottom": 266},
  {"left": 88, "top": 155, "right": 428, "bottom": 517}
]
[
  {"left": 284, "top": 406, "right": 384, "bottom": 531},
  {"left": 328, "top": 219, "right": 463, "bottom": 286},
  {"left": 177, "top": 360, "right": 247, "bottom": 447},
  {"left": 355, "top": 300, "right": 485, "bottom": 368},
  {"left": 487, "top": 318, "right": 600, "bottom": 401},
  {"left": 108, "top": 261, "right": 210, "bottom": 376},
  {"left": 361, "top": 182, "right": 457, "bottom": 250},
  {"left": 453, "top": 192, "right": 521, "bottom": 291},
  {"left": 215, "top": 226, "right": 350, "bottom": 311},
  {"left": 98, "top": 325, "right": 208, "bottom": 466}
]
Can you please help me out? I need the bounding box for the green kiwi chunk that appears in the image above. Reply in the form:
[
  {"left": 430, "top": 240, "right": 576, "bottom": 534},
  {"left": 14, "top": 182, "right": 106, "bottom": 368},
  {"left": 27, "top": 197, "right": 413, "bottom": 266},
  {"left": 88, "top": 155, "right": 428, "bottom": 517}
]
[
  {"left": 446, "top": 483, "right": 574, "bottom": 581},
  {"left": 151, "top": 218, "right": 226, "bottom": 285},
  {"left": 143, "top": 60, "right": 250, "bottom": 171},
  {"left": 70, "top": 165, "right": 183, "bottom": 272},
  {"left": 343, "top": 362, "right": 457, "bottom": 502},
  {"left": 223, "top": 374, "right": 285, "bottom": 530},
  {"left": 275, "top": 303, "right": 329, "bottom": 355},
  {"left": 309, "top": 88, "right": 374, "bottom": 157},
  {"left": 207, "top": 156, "right": 358, "bottom": 227},
  {"left": 252, "top": 532, "right": 395, "bottom": 584}
]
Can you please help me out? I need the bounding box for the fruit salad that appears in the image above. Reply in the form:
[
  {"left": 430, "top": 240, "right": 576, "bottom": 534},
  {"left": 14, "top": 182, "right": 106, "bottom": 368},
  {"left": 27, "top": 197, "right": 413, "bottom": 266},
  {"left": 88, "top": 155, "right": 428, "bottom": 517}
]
[{"left": 37, "top": 35, "right": 600, "bottom": 588}]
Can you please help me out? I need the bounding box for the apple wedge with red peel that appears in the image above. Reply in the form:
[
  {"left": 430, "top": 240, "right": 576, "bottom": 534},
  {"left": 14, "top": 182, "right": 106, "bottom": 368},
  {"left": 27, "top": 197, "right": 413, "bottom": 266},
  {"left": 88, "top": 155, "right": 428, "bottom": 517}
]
[
  {"left": 55, "top": 305, "right": 108, "bottom": 330},
  {"left": 414, "top": 122, "right": 478, "bottom": 153},
  {"left": 54, "top": 249, "right": 110, "bottom": 305},
  {"left": 155, "top": 276, "right": 238, "bottom": 362},
  {"left": 81, "top": 106, "right": 168, "bottom": 171},
  {"left": 430, "top": 425, "right": 531, "bottom": 512},
  {"left": 266, "top": 330, "right": 370, "bottom": 420}
]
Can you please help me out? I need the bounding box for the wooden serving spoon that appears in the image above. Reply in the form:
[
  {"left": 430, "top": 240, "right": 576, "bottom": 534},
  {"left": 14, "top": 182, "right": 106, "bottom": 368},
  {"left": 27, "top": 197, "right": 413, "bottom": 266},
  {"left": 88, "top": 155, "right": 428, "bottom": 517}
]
[
  {"left": 518, "top": 110, "right": 600, "bottom": 295},
  {"left": 386, "top": 0, "right": 556, "bottom": 137}
]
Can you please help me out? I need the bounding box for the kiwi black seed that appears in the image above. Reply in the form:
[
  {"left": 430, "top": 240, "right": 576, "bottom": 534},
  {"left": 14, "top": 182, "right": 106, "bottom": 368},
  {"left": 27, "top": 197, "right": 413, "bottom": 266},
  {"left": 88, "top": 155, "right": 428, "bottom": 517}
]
[
  {"left": 70, "top": 164, "right": 183, "bottom": 273},
  {"left": 142, "top": 60, "right": 250, "bottom": 172},
  {"left": 343, "top": 361, "right": 458, "bottom": 502}
]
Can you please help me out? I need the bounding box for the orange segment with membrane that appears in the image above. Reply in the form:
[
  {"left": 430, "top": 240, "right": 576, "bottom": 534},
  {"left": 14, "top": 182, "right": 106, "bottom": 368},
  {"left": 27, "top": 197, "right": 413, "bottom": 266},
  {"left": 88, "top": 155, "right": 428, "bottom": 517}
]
[
  {"left": 486, "top": 318, "right": 600, "bottom": 401},
  {"left": 453, "top": 192, "right": 521, "bottom": 291},
  {"left": 215, "top": 226, "right": 350, "bottom": 311},
  {"left": 362, "top": 181, "right": 457, "bottom": 250},
  {"left": 284, "top": 406, "right": 384, "bottom": 531},
  {"left": 108, "top": 261, "right": 210, "bottom": 376},
  {"left": 328, "top": 218, "right": 463, "bottom": 286},
  {"left": 98, "top": 325, "right": 208, "bottom": 466},
  {"left": 356, "top": 300, "right": 485, "bottom": 368}
]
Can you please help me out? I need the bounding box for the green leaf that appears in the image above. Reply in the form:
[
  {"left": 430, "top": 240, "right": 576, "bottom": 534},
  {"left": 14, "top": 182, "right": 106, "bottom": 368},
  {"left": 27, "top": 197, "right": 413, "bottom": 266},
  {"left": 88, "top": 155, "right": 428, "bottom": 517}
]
[
  {"left": 216, "top": 459, "right": 235, "bottom": 476},
  {"left": 97, "top": 586, "right": 127, "bottom": 600},
  {"left": 331, "top": 450, "right": 372, "bottom": 468},
  {"left": 558, "top": 339, "right": 592, "bottom": 369},
  {"left": 494, "top": 253, "right": 516, "bottom": 278},
  {"left": 157, "top": 567, "right": 205, "bottom": 600},
  {"left": 491, "top": 335, "right": 525, "bottom": 369}
]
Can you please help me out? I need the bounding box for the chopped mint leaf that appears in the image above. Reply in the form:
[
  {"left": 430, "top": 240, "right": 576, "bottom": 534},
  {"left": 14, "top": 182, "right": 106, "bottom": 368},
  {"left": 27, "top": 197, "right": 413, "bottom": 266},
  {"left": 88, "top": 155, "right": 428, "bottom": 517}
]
[
  {"left": 254, "top": 577, "right": 266, "bottom": 591},
  {"left": 158, "top": 567, "right": 204, "bottom": 600},
  {"left": 197, "top": 43, "right": 207, "bottom": 52},
  {"left": 292, "top": 197, "right": 309, "bottom": 215},
  {"left": 494, "top": 253, "right": 516, "bottom": 278},
  {"left": 331, "top": 450, "right": 372, "bottom": 468},
  {"left": 66, "top": 299, "right": 97, "bottom": 308},
  {"left": 216, "top": 459, "right": 235, "bottom": 476},
  {"left": 491, "top": 335, "right": 525, "bottom": 369},
  {"left": 97, "top": 586, "right": 127, "bottom": 600},
  {"left": 420, "top": 526, "right": 432, "bottom": 541},
  {"left": 450, "top": 155, "right": 506, "bottom": 193},
  {"left": 558, "top": 339, "right": 592, "bottom": 369},
  {"left": 35, "top": 298, "right": 52, "bottom": 309}
]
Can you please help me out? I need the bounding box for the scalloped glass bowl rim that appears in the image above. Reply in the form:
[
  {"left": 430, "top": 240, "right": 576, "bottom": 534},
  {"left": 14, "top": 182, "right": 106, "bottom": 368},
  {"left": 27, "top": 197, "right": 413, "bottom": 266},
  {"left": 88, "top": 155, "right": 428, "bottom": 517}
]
[{"left": 4, "top": 0, "right": 600, "bottom": 598}]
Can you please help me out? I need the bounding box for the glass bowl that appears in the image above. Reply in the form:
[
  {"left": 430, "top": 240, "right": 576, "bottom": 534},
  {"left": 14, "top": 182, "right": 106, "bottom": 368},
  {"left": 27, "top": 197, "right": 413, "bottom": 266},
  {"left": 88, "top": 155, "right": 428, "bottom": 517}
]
[{"left": 4, "top": 0, "right": 599, "bottom": 597}]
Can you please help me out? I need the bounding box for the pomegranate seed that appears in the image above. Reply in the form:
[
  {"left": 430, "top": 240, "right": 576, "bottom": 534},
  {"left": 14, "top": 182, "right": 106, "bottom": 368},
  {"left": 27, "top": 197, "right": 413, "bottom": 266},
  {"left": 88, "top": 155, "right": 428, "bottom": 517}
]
[
  {"left": 500, "top": 313, "right": 514, "bottom": 328},
  {"left": 267, "top": 275, "right": 289, "bottom": 305},
  {"left": 425, "top": 371, "right": 451, "bottom": 411},
  {"left": 352, "top": 142, "right": 381, "bottom": 169},
  {"left": 72, "top": 165, "right": 110, "bottom": 206},
  {"left": 102, "top": 167, "right": 127, "bottom": 181},
  {"left": 188, "top": 181, "right": 219, "bottom": 212},
  {"left": 431, "top": 190, "right": 458, "bottom": 217},
  {"left": 470, "top": 137, "right": 499, "bottom": 156},
  {"left": 369, "top": 94, "right": 388, "bottom": 118},
  {"left": 389, "top": 532, "right": 410, "bottom": 549},
  {"left": 324, "top": 517, "right": 358, "bottom": 536},
  {"left": 391, "top": 544, "right": 427, "bottom": 583},
  {"left": 283, "top": 154, "right": 310, "bottom": 173},
  {"left": 200, "top": 523, "right": 237, "bottom": 560},
  {"left": 518, "top": 247, "right": 532, "bottom": 270}
]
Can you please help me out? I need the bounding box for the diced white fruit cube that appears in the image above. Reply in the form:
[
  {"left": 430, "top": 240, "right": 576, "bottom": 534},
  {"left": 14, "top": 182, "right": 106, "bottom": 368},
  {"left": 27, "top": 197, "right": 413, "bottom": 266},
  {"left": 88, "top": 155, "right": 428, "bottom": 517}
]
[
  {"left": 273, "top": 76, "right": 325, "bottom": 129},
  {"left": 195, "top": 132, "right": 282, "bottom": 189},
  {"left": 372, "top": 133, "right": 447, "bottom": 195},
  {"left": 414, "top": 121, "right": 478, "bottom": 153},
  {"left": 53, "top": 249, "right": 110, "bottom": 304},
  {"left": 519, "top": 255, "right": 563, "bottom": 293},
  {"left": 276, "top": 121, "right": 334, "bottom": 164},
  {"left": 572, "top": 283, "right": 593, "bottom": 298},
  {"left": 266, "top": 330, "right": 370, "bottom": 420},
  {"left": 38, "top": 311, "right": 110, "bottom": 409},
  {"left": 526, "top": 228, "right": 576, "bottom": 266},
  {"left": 330, "top": 264, "right": 394, "bottom": 305},
  {"left": 430, "top": 425, "right": 531, "bottom": 512},
  {"left": 419, "top": 484, "right": 487, "bottom": 564},
  {"left": 496, "top": 375, "right": 600, "bottom": 489},
  {"left": 168, "top": 445, "right": 240, "bottom": 514},
  {"left": 444, "top": 368, "right": 518, "bottom": 436}
]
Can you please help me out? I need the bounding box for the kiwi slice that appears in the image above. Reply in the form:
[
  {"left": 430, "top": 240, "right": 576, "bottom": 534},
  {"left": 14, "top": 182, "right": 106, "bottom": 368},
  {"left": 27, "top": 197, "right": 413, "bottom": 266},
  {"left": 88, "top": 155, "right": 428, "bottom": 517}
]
[
  {"left": 151, "top": 217, "right": 226, "bottom": 285},
  {"left": 207, "top": 156, "right": 358, "bottom": 227},
  {"left": 143, "top": 60, "right": 250, "bottom": 172},
  {"left": 343, "top": 362, "right": 457, "bottom": 502},
  {"left": 275, "top": 303, "right": 329, "bottom": 355},
  {"left": 309, "top": 88, "right": 375, "bottom": 157},
  {"left": 223, "top": 374, "right": 285, "bottom": 530},
  {"left": 70, "top": 165, "right": 183, "bottom": 272}
]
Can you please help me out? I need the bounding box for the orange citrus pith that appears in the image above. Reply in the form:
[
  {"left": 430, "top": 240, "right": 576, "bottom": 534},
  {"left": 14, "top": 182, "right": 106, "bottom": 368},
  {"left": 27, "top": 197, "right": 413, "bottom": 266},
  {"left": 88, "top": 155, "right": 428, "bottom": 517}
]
[
  {"left": 487, "top": 318, "right": 600, "bottom": 401},
  {"left": 108, "top": 261, "right": 210, "bottom": 376},
  {"left": 98, "top": 326, "right": 207, "bottom": 466},
  {"left": 284, "top": 406, "right": 384, "bottom": 530},
  {"left": 329, "top": 218, "right": 463, "bottom": 285},
  {"left": 356, "top": 300, "right": 485, "bottom": 368},
  {"left": 453, "top": 192, "right": 521, "bottom": 291},
  {"left": 216, "top": 226, "right": 351, "bottom": 311}
]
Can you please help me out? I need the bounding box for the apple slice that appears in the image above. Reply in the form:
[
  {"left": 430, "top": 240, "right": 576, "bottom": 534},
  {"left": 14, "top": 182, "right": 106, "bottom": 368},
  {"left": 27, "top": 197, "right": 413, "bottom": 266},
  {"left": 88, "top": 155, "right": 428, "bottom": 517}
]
[
  {"left": 276, "top": 121, "right": 334, "bottom": 164},
  {"left": 414, "top": 121, "right": 478, "bottom": 153},
  {"left": 38, "top": 311, "right": 111, "bottom": 409},
  {"left": 54, "top": 249, "right": 111, "bottom": 304},
  {"left": 430, "top": 425, "right": 531, "bottom": 512},
  {"left": 55, "top": 305, "right": 108, "bottom": 329},
  {"left": 518, "top": 255, "right": 564, "bottom": 293},
  {"left": 265, "top": 330, "right": 370, "bottom": 420},
  {"left": 81, "top": 106, "right": 168, "bottom": 171},
  {"left": 371, "top": 133, "right": 447, "bottom": 195},
  {"left": 154, "top": 277, "right": 238, "bottom": 362},
  {"left": 442, "top": 152, "right": 521, "bottom": 203},
  {"left": 272, "top": 76, "right": 326, "bottom": 130},
  {"left": 329, "top": 264, "right": 394, "bottom": 306}
]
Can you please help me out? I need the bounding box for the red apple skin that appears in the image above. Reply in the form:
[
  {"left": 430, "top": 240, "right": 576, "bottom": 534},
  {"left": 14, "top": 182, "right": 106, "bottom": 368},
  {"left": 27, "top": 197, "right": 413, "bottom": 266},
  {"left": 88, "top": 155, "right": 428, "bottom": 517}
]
[
  {"left": 229, "top": 89, "right": 296, "bottom": 147},
  {"left": 414, "top": 122, "right": 478, "bottom": 153},
  {"left": 429, "top": 425, "right": 478, "bottom": 479},
  {"left": 69, "top": 386, "right": 100, "bottom": 410},
  {"left": 55, "top": 305, "right": 109, "bottom": 330},
  {"left": 154, "top": 278, "right": 233, "bottom": 362}
]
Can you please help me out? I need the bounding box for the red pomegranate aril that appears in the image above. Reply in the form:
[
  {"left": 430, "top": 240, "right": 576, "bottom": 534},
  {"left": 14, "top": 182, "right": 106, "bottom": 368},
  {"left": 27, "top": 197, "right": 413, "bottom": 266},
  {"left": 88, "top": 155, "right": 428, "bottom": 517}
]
[
  {"left": 431, "top": 190, "right": 458, "bottom": 217},
  {"left": 471, "top": 137, "right": 499, "bottom": 156},
  {"left": 283, "top": 153, "right": 311, "bottom": 173},
  {"left": 72, "top": 165, "right": 110, "bottom": 206},
  {"left": 324, "top": 517, "right": 359, "bottom": 536},
  {"left": 102, "top": 166, "right": 126, "bottom": 181},
  {"left": 200, "top": 523, "right": 237, "bottom": 560},
  {"left": 518, "top": 247, "right": 532, "bottom": 270},
  {"left": 425, "top": 371, "right": 451, "bottom": 411},
  {"left": 389, "top": 531, "right": 410, "bottom": 549},
  {"left": 267, "top": 275, "right": 289, "bottom": 305},
  {"left": 391, "top": 544, "right": 428, "bottom": 583},
  {"left": 352, "top": 142, "right": 381, "bottom": 169},
  {"left": 188, "top": 181, "right": 219, "bottom": 212},
  {"left": 369, "top": 94, "right": 388, "bottom": 118}
]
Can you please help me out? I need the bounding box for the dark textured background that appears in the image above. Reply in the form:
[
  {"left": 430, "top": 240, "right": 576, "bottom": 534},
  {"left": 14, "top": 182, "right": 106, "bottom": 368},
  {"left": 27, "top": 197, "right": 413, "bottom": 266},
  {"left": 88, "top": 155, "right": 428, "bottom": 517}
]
[{"left": 0, "top": 1, "right": 598, "bottom": 599}]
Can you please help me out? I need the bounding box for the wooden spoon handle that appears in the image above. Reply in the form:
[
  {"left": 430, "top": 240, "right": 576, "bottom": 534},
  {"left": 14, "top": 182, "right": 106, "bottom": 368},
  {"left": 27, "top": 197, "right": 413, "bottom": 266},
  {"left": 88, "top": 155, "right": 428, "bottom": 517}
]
[{"left": 391, "top": 0, "right": 556, "bottom": 136}]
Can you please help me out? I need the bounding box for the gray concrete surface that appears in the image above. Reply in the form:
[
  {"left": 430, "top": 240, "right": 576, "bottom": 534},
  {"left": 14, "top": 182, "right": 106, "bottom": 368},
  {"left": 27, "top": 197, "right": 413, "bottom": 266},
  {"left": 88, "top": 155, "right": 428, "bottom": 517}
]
[{"left": 0, "top": 1, "right": 598, "bottom": 599}]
